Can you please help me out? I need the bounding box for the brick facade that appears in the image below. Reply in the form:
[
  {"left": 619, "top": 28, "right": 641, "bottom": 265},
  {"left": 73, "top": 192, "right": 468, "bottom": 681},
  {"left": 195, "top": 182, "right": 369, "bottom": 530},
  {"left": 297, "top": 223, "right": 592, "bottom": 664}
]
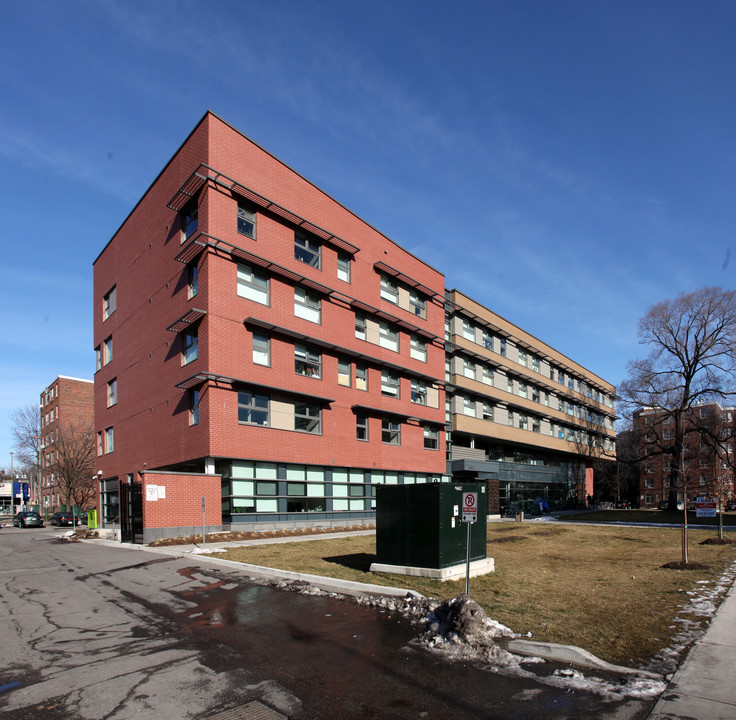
[
  {"left": 94, "top": 112, "right": 446, "bottom": 538},
  {"left": 39, "top": 376, "right": 94, "bottom": 513}
]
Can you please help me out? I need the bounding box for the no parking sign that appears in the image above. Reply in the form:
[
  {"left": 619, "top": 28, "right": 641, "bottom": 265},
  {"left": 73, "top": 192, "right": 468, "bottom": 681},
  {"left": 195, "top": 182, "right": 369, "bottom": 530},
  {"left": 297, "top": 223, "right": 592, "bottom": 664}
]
[{"left": 462, "top": 492, "right": 478, "bottom": 523}]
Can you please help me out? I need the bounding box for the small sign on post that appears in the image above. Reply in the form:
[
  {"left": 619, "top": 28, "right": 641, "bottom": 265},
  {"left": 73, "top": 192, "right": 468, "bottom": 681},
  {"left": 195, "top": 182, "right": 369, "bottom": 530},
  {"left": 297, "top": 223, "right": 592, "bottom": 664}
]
[
  {"left": 462, "top": 492, "right": 478, "bottom": 523},
  {"left": 462, "top": 492, "right": 478, "bottom": 594}
]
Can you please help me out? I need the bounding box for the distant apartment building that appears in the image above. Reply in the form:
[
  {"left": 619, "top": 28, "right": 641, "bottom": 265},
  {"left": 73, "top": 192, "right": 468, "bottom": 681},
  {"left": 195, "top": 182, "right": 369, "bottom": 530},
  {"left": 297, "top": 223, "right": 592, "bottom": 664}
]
[
  {"left": 93, "top": 111, "right": 616, "bottom": 542},
  {"left": 39, "top": 376, "right": 94, "bottom": 513},
  {"left": 445, "top": 290, "right": 617, "bottom": 512},
  {"left": 635, "top": 403, "right": 736, "bottom": 507}
]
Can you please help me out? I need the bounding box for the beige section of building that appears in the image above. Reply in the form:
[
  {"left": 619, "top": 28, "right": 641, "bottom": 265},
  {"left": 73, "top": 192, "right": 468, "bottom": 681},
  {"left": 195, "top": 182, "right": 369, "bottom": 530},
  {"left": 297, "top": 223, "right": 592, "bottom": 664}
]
[
  {"left": 270, "top": 400, "right": 294, "bottom": 430},
  {"left": 366, "top": 318, "right": 380, "bottom": 346}
]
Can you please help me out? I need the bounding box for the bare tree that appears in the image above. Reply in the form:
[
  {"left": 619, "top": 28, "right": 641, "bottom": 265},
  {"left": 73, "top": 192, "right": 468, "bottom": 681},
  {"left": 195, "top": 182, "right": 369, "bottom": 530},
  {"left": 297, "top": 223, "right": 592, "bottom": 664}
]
[
  {"left": 10, "top": 404, "right": 41, "bottom": 470},
  {"left": 51, "top": 422, "right": 96, "bottom": 511},
  {"left": 620, "top": 287, "right": 736, "bottom": 492},
  {"left": 620, "top": 287, "right": 736, "bottom": 559}
]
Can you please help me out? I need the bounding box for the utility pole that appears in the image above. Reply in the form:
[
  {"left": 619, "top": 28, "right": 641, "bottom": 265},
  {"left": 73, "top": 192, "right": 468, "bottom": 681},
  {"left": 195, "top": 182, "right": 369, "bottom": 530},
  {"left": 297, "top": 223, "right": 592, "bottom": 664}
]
[{"left": 9, "top": 451, "right": 14, "bottom": 517}]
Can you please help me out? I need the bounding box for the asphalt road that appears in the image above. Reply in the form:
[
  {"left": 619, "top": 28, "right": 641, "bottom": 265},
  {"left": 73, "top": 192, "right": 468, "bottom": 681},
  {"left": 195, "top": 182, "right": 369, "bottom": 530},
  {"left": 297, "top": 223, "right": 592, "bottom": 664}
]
[{"left": 0, "top": 525, "right": 657, "bottom": 719}]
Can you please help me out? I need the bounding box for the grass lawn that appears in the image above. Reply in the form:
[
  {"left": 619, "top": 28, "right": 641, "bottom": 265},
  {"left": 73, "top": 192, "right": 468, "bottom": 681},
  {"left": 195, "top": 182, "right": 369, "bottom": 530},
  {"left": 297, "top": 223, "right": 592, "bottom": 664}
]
[
  {"left": 564, "top": 509, "right": 736, "bottom": 526},
  {"left": 215, "top": 521, "right": 736, "bottom": 668}
]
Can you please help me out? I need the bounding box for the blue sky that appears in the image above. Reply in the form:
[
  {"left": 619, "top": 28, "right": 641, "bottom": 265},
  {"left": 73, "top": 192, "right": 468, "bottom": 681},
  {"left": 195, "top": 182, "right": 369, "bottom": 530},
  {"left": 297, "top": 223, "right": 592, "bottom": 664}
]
[{"left": 1, "top": 0, "right": 735, "bottom": 467}]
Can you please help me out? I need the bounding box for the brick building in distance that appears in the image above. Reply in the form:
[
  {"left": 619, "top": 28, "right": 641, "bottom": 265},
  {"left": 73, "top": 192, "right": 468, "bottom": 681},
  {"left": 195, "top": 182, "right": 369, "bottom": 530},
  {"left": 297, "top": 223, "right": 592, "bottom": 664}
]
[
  {"left": 93, "top": 111, "right": 616, "bottom": 542},
  {"left": 634, "top": 403, "right": 736, "bottom": 508},
  {"left": 39, "top": 376, "right": 94, "bottom": 514}
]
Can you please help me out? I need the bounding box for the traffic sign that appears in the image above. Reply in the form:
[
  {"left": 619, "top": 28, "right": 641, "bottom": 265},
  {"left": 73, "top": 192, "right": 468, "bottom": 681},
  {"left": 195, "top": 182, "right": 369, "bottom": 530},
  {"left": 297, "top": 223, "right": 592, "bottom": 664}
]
[{"left": 462, "top": 492, "right": 478, "bottom": 523}]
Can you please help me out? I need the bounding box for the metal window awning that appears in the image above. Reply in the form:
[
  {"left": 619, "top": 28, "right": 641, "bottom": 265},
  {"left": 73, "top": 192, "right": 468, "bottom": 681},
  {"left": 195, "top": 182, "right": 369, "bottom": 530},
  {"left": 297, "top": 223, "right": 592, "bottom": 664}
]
[
  {"left": 175, "top": 371, "right": 335, "bottom": 404},
  {"left": 167, "top": 164, "right": 360, "bottom": 256},
  {"left": 351, "top": 404, "right": 445, "bottom": 426},
  {"left": 166, "top": 309, "right": 206, "bottom": 333},
  {"left": 373, "top": 261, "right": 441, "bottom": 299}
]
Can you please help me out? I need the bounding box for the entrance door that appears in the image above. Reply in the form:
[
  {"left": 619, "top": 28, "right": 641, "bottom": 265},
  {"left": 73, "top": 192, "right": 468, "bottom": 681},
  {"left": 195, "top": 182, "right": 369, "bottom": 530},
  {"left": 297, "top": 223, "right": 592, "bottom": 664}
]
[{"left": 120, "top": 481, "right": 144, "bottom": 543}]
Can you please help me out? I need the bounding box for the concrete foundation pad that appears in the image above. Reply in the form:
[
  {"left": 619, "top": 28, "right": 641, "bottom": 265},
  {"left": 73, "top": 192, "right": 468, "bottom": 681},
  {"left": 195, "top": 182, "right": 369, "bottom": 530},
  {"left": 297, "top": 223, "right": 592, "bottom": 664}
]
[{"left": 369, "top": 557, "right": 495, "bottom": 581}]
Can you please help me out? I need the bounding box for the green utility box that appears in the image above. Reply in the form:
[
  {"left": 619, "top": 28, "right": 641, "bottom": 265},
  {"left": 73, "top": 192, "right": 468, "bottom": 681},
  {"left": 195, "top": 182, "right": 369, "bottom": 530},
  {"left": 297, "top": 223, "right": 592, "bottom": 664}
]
[{"left": 375, "top": 483, "right": 487, "bottom": 570}]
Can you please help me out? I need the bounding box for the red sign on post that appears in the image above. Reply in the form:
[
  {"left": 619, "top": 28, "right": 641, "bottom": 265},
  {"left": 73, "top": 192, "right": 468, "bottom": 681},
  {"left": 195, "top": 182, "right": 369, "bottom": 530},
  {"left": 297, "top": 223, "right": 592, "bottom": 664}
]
[{"left": 462, "top": 492, "right": 478, "bottom": 523}]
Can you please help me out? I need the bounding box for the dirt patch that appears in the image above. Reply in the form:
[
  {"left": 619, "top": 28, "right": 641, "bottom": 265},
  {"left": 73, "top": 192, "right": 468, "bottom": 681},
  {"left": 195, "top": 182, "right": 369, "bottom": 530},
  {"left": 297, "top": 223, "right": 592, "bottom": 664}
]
[
  {"left": 148, "top": 524, "right": 375, "bottom": 547},
  {"left": 700, "top": 537, "right": 735, "bottom": 545},
  {"left": 530, "top": 528, "right": 566, "bottom": 537},
  {"left": 487, "top": 535, "right": 526, "bottom": 543},
  {"left": 661, "top": 561, "right": 711, "bottom": 570}
]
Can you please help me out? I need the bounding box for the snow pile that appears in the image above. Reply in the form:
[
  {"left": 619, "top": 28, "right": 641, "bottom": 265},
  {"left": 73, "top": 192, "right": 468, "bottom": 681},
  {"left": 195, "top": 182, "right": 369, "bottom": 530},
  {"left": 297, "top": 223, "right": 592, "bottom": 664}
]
[{"left": 643, "top": 560, "right": 736, "bottom": 676}]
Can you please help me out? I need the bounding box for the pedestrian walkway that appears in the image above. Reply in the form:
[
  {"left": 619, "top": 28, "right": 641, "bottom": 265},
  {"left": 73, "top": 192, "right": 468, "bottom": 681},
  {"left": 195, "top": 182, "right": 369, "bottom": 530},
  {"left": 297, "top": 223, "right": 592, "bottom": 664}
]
[{"left": 648, "top": 576, "right": 736, "bottom": 719}]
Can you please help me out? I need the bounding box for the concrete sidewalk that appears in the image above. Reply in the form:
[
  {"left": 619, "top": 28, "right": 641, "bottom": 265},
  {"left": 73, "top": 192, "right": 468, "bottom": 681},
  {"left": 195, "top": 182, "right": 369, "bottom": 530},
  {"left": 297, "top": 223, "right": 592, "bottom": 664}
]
[{"left": 647, "top": 575, "right": 736, "bottom": 719}]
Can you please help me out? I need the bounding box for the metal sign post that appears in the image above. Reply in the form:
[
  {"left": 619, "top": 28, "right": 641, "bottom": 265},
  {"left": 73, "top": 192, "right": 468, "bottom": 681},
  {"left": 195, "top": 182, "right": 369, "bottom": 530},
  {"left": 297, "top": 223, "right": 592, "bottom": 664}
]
[
  {"left": 202, "top": 496, "right": 206, "bottom": 546},
  {"left": 462, "top": 492, "right": 478, "bottom": 595}
]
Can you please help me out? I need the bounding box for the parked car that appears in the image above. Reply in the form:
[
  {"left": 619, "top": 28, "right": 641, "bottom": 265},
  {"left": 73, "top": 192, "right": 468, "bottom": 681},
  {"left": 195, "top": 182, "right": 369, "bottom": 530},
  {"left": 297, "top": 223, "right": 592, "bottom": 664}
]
[
  {"left": 725, "top": 500, "right": 736, "bottom": 512},
  {"left": 49, "top": 512, "right": 80, "bottom": 527},
  {"left": 13, "top": 511, "right": 44, "bottom": 528}
]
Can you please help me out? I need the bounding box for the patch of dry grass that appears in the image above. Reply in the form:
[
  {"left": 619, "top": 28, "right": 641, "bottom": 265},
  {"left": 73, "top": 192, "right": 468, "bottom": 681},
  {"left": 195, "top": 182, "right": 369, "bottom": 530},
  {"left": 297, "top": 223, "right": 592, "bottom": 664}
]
[{"left": 215, "top": 522, "right": 736, "bottom": 667}]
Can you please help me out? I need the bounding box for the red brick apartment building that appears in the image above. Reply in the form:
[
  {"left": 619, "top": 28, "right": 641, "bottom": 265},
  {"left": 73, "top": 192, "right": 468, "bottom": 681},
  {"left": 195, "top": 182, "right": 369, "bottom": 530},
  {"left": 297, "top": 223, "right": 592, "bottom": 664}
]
[
  {"left": 39, "top": 376, "right": 94, "bottom": 514},
  {"left": 635, "top": 403, "right": 736, "bottom": 508},
  {"left": 93, "top": 111, "right": 447, "bottom": 542}
]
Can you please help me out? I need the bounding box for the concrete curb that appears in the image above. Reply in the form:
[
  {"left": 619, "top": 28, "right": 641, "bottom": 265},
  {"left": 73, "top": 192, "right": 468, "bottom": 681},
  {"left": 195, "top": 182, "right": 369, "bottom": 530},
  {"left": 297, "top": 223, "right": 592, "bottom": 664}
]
[
  {"left": 500, "top": 639, "right": 663, "bottom": 680},
  {"left": 80, "top": 534, "right": 661, "bottom": 679}
]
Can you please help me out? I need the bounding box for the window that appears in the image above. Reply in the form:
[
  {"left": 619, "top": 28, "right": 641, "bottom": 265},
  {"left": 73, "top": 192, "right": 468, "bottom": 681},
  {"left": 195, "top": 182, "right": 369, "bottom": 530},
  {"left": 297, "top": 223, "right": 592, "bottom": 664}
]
[
  {"left": 411, "top": 379, "right": 427, "bottom": 405},
  {"left": 462, "top": 320, "right": 475, "bottom": 341},
  {"left": 380, "top": 275, "right": 399, "bottom": 304},
  {"left": 518, "top": 350, "right": 527, "bottom": 367},
  {"left": 381, "top": 370, "right": 400, "bottom": 398},
  {"left": 295, "top": 344, "right": 321, "bottom": 378},
  {"left": 409, "top": 291, "right": 427, "bottom": 319},
  {"left": 356, "top": 364, "right": 368, "bottom": 391},
  {"left": 379, "top": 322, "right": 399, "bottom": 351},
  {"left": 463, "top": 396, "right": 475, "bottom": 417},
  {"left": 181, "top": 200, "right": 198, "bottom": 242},
  {"left": 95, "top": 346, "right": 101, "bottom": 372},
  {"left": 424, "top": 426, "right": 439, "bottom": 450},
  {"left": 107, "top": 379, "right": 117, "bottom": 407},
  {"left": 355, "top": 313, "right": 367, "bottom": 340},
  {"left": 237, "top": 263, "right": 269, "bottom": 305},
  {"left": 507, "top": 377, "right": 514, "bottom": 393},
  {"left": 295, "top": 286, "right": 321, "bottom": 323},
  {"left": 531, "top": 387, "right": 540, "bottom": 403},
  {"left": 532, "top": 355, "right": 540, "bottom": 373},
  {"left": 103, "top": 286, "right": 116, "bottom": 320},
  {"left": 182, "top": 329, "right": 198, "bottom": 365},
  {"left": 338, "top": 359, "right": 351, "bottom": 386},
  {"left": 482, "top": 331, "right": 493, "bottom": 351},
  {"left": 295, "top": 402, "right": 321, "bottom": 433},
  {"left": 188, "top": 264, "right": 198, "bottom": 299},
  {"left": 482, "top": 366, "right": 494, "bottom": 386},
  {"left": 337, "top": 253, "right": 351, "bottom": 283},
  {"left": 499, "top": 337, "right": 506, "bottom": 356},
  {"left": 238, "top": 391, "right": 269, "bottom": 426},
  {"left": 518, "top": 382, "right": 528, "bottom": 399},
  {"left": 104, "top": 336, "right": 113, "bottom": 364},
  {"left": 104, "top": 426, "right": 114, "bottom": 454},
  {"left": 356, "top": 413, "right": 368, "bottom": 441},
  {"left": 482, "top": 402, "right": 493, "bottom": 421},
  {"left": 410, "top": 336, "right": 427, "bottom": 362},
  {"left": 382, "top": 418, "right": 400, "bottom": 445},
  {"left": 519, "top": 414, "right": 528, "bottom": 431},
  {"left": 97, "top": 432, "right": 103, "bottom": 457},
  {"left": 189, "top": 389, "right": 199, "bottom": 425},
  {"left": 237, "top": 202, "right": 256, "bottom": 238},
  {"left": 294, "top": 232, "right": 320, "bottom": 268},
  {"left": 508, "top": 411, "right": 514, "bottom": 427},
  {"left": 463, "top": 359, "right": 475, "bottom": 379},
  {"left": 253, "top": 334, "right": 270, "bottom": 366}
]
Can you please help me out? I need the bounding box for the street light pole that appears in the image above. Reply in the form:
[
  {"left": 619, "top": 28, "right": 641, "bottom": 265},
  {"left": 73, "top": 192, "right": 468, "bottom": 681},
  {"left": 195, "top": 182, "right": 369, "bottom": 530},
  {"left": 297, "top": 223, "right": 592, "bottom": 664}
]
[{"left": 9, "top": 451, "right": 14, "bottom": 517}]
